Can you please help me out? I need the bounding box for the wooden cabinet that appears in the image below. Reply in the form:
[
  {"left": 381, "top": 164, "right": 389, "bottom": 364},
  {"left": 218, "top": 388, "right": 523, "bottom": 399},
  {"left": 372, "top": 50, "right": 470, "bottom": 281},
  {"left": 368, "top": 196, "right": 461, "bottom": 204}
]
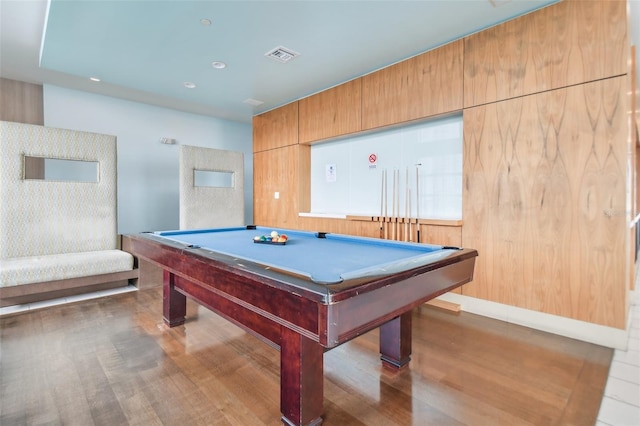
[
  {"left": 298, "top": 79, "right": 362, "bottom": 144},
  {"left": 463, "top": 0, "right": 627, "bottom": 109},
  {"left": 462, "top": 76, "right": 630, "bottom": 328},
  {"left": 362, "top": 39, "right": 463, "bottom": 130},
  {"left": 253, "top": 145, "right": 310, "bottom": 228},
  {"left": 253, "top": 102, "right": 298, "bottom": 153},
  {"left": 253, "top": 102, "right": 306, "bottom": 227}
]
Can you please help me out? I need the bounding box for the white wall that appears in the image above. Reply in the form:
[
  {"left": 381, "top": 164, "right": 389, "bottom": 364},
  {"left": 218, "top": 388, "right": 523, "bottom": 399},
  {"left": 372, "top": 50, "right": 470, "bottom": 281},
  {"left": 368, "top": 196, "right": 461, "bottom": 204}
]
[
  {"left": 43, "top": 85, "right": 253, "bottom": 234},
  {"left": 310, "top": 115, "right": 462, "bottom": 219}
]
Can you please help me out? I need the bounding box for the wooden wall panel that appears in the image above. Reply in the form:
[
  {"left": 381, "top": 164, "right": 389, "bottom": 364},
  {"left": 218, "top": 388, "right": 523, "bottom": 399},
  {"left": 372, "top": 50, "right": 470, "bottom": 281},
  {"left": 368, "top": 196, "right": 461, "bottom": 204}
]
[
  {"left": 462, "top": 77, "right": 629, "bottom": 328},
  {"left": 463, "top": 0, "right": 627, "bottom": 108},
  {"left": 419, "top": 225, "right": 461, "bottom": 247},
  {"left": 297, "top": 217, "right": 380, "bottom": 237},
  {"left": 252, "top": 102, "right": 298, "bottom": 153},
  {"left": 631, "top": 45, "right": 638, "bottom": 293},
  {"left": 0, "top": 78, "right": 44, "bottom": 125},
  {"left": 253, "top": 145, "right": 309, "bottom": 228},
  {"left": 362, "top": 40, "right": 463, "bottom": 130},
  {"left": 299, "top": 79, "right": 362, "bottom": 144}
]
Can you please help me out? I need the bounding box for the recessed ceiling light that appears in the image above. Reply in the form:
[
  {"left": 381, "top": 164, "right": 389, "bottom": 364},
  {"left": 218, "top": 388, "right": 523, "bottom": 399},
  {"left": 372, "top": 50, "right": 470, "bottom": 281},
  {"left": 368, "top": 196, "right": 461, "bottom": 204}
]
[
  {"left": 89, "top": 77, "right": 101, "bottom": 82},
  {"left": 200, "top": 18, "right": 211, "bottom": 26},
  {"left": 211, "top": 61, "right": 226, "bottom": 69},
  {"left": 183, "top": 82, "right": 196, "bottom": 89}
]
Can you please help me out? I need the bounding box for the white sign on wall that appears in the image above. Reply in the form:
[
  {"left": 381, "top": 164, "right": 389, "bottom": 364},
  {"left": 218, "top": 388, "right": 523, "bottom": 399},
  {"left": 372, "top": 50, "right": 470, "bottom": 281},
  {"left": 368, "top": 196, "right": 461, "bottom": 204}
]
[{"left": 325, "top": 164, "right": 337, "bottom": 182}]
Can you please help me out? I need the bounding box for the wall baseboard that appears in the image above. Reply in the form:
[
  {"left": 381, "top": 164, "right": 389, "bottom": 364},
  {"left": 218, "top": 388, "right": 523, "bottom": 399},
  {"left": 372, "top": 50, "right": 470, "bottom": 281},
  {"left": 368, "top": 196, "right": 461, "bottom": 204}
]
[{"left": 436, "top": 292, "right": 634, "bottom": 350}]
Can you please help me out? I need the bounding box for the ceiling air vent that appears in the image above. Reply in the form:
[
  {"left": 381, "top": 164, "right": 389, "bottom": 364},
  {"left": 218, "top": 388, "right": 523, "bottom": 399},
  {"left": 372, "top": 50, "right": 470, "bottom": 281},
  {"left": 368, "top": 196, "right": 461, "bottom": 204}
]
[
  {"left": 265, "top": 46, "right": 300, "bottom": 63},
  {"left": 243, "top": 98, "right": 264, "bottom": 106}
]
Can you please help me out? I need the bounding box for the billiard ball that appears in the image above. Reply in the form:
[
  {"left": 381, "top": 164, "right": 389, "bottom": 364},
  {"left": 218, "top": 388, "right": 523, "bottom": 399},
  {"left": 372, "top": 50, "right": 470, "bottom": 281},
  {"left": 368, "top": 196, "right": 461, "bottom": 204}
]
[{"left": 270, "top": 230, "right": 279, "bottom": 238}]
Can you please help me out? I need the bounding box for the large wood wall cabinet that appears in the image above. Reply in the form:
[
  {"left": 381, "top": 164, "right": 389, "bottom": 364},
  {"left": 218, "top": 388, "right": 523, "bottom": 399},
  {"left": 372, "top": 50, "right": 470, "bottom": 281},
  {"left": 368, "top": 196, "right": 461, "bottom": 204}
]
[
  {"left": 463, "top": 0, "right": 627, "bottom": 109},
  {"left": 298, "top": 79, "right": 362, "bottom": 144},
  {"left": 462, "top": 76, "right": 630, "bottom": 329},
  {"left": 362, "top": 39, "right": 464, "bottom": 130}
]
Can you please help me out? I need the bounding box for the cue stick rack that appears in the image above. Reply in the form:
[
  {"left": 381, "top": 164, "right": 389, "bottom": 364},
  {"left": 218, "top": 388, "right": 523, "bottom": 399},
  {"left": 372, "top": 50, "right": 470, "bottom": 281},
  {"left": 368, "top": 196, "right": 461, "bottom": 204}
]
[
  {"left": 375, "top": 167, "right": 421, "bottom": 243},
  {"left": 346, "top": 166, "right": 463, "bottom": 245}
]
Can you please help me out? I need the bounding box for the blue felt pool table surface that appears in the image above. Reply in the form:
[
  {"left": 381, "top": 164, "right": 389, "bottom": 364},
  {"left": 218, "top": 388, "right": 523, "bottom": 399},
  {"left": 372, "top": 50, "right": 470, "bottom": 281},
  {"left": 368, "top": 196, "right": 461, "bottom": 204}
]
[{"left": 156, "top": 226, "right": 460, "bottom": 285}]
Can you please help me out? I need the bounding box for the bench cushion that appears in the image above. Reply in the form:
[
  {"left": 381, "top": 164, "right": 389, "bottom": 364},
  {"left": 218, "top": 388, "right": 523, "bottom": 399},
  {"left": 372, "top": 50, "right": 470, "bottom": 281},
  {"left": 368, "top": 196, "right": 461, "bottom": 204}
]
[{"left": 0, "top": 250, "right": 134, "bottom": 287}]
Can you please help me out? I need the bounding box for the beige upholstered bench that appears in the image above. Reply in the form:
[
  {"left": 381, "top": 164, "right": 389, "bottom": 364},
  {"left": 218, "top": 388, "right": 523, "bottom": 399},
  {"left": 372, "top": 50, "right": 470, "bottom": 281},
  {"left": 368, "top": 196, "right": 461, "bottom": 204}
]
[{"left": 0, "top": 121, "right": 138, "bottom": 307}]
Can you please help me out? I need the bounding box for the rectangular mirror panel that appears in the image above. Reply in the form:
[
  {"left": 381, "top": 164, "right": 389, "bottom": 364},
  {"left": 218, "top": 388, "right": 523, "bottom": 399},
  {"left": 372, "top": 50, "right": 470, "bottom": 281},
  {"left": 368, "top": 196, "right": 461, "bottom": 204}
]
[
  {"left": 24, "top": 156, "right": 99, "bottom": 183},
  {"left": 194, "top": 170, "right": 234, "bottom": 188}
]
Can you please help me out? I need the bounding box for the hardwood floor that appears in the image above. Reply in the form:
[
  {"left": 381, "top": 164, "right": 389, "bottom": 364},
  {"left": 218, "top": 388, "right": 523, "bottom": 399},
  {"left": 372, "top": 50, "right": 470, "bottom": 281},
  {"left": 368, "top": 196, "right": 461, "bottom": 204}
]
[{"left": 0, "top": 287, "right": 612, "bottom": 425}]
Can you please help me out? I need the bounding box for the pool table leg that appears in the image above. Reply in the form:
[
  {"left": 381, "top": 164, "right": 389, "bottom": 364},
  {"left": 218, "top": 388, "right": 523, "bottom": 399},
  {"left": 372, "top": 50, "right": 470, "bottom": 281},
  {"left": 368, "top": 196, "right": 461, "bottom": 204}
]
[
  {"left": 163, "top": 270, "right": 186, "bottom": 327},
  {"left": 379, "top": 311, "right": 412, "bottom": 370},
  {"left": 280, "top": 327, "right": 324, "bottom": 426}
]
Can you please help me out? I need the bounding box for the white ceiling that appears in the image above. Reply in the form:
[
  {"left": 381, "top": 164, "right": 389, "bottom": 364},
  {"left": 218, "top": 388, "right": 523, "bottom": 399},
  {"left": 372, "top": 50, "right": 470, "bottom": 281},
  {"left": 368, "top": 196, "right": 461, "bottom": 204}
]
[{"left": 6, "top": 0, "right": 617, "bottom": 125}]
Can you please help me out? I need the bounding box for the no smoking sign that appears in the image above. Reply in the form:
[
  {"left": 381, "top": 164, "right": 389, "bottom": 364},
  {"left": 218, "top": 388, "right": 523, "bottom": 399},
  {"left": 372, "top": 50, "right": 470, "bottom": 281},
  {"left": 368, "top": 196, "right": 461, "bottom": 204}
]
[{"left": 368, "top": 153, "right": 378, "bottom": 169}]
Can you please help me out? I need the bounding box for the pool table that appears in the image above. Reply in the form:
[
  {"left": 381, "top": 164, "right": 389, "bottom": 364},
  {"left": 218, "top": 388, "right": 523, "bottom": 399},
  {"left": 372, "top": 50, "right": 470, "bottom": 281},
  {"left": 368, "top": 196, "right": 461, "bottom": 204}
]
[{"left": 124, "top": 226, "right": 477, "bottom": 426}]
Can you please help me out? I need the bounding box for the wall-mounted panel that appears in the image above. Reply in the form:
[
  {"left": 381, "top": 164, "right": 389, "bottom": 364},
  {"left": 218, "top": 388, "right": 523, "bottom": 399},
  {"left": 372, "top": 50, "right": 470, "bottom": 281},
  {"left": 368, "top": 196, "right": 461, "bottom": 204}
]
[
  {"left": 362, "top": 40, "right": 463, "bottom": 130},
  {"left": 462, "top": 77, "right": 629, "bottom": 329},
  {"left": 253, "top": 145, "right": 309, "bottom": 228},
  {"left": 299, "top": 79, "right": 362, "bottom": 144},
  {"left": 253, "top": 102, "right": 299, "bottom": 152},
  {"left": 179, "top": 145, "right": 244, "bottom": 230},
  {"left": 0, "top": 78, "right": 44, "bottom": 125},
  {"left": 463, "top": 0, "right": 627, "bottom": 108}
]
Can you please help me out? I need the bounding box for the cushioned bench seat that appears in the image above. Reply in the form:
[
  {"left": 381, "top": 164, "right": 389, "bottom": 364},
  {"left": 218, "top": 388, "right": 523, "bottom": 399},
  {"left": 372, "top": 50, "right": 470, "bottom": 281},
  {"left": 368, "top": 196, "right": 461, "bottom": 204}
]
[
  {"left": 0, "top": 121, "right": 139, "bottom": 308},
  {"left": 0, "top": 250, "right": 134, "bottom": 287}
]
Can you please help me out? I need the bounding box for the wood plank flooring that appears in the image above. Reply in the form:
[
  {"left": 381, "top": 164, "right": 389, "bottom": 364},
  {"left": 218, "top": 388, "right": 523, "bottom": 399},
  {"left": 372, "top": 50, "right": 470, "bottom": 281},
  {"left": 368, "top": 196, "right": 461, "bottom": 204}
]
[{"left": 0, "top": 287, "right": 612, "bottom": 425}]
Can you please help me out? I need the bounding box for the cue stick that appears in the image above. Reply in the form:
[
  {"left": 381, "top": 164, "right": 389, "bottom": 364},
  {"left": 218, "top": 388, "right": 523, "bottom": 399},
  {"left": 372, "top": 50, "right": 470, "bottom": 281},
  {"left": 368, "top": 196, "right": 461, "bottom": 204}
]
[
  {"left": 379, "top": 169, "right": 384, "bottom": 239},
  {"left": 395, "top": 169, "right": 399, "bottom": 240},
  {"left": 384, "top": 169, "right": 388, "bottom": 239},
  {"left": 416, "top": 165, "right": 420, "bottom": 243},
  {"left": 405, "top": 167, "right": 409, "bottom": 242},
  {"left": 408, "top": 188, "right": 412, "bottom": 242},
  {"left": 397, "top": 168, "right": 401, "bottom": 241},
  {"left": 392, "top": 169, "right": 396, "bottom": 240}
]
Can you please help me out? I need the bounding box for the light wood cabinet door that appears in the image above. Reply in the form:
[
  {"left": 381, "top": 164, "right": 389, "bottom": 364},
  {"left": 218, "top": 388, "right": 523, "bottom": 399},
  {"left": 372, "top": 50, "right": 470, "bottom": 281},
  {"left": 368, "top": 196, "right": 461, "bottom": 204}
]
[
  {"left": 362, "top": 39, "right": 463, "bottom": 130},
  {"left": 463, "top": 0, "right": 627, "bottom": 108},
  {"left": 462, "top": 76, "right": 629, "bottom": 328},
  {"left": 253, "top": 145, "right": 310, "bottom": 228},
  {"left": 299, "top": 79, "right": 362, "bottom": 144},
  {"left": 253, "top": 102, "right": 298, "bottom": 153}
]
